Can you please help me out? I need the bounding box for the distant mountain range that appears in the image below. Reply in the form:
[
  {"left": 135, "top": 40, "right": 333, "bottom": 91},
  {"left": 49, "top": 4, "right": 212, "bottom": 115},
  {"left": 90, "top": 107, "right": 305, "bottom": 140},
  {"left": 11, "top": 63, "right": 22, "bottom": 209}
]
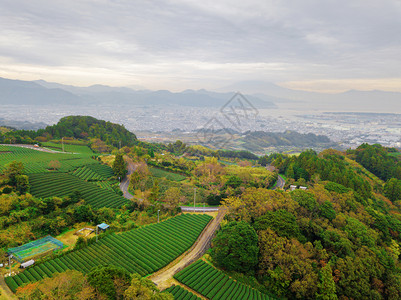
[
  {"left": 0, "top": 77, "right": 277, "bottom": 108},
  {"left": 220, "top": 80, "right": 401, "bottom": 113},
  {"left": 1, "top": 77, "right": 401, "bottom": 113}
]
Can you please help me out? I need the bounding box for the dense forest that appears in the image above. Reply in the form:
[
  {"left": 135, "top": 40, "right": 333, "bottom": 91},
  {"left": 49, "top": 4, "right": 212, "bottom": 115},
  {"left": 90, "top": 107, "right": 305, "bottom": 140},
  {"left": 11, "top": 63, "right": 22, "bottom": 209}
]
[
  {"left": 0, "top": 116, "right": 137, "bottom": 149},
  {"left": 224, "top": 147, "right": 401, "bottom": 299}
]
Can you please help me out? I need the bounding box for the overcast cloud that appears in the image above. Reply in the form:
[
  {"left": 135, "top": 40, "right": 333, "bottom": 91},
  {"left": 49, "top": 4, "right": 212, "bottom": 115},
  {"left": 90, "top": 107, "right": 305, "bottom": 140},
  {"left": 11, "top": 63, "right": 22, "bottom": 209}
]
[{"left": 1, "top": 0, "right": 401, "bottom": 92}]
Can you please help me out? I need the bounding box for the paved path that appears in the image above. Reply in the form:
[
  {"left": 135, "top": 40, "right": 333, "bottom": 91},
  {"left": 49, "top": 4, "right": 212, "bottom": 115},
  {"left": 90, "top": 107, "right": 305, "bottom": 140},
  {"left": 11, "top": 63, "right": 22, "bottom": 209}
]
[
  {"left": 0, "top": 143, "right": 76, "bottom": 154},
  {"left": 149, "top": 209, "right": 226, "bottom": 289},
  {"left": 119, "top": 157, "right": 135, "bottom": 199},
  {"left": 180, "top": 206, "right": 219, "bottom": 212},
  {"left": 273, "top": 174, "right": 286, "bottom": 190}
]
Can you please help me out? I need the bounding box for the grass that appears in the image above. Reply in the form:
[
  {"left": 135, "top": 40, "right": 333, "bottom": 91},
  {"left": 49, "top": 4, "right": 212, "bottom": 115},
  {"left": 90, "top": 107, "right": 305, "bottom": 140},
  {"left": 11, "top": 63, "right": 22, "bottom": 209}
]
[{"left": 149, "top": 167, "right": 186, "bottom": 181}]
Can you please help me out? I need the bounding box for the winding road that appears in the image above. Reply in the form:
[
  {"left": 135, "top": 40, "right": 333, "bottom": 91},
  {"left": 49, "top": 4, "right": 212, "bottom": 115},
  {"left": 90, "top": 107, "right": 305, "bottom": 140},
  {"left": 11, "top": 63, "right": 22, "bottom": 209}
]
[
  {"left": 119, "top": 157, "right": 135, "bottom": 199},
  {"left": 274, "top": 174, "right": 286, "bottom": 190}
]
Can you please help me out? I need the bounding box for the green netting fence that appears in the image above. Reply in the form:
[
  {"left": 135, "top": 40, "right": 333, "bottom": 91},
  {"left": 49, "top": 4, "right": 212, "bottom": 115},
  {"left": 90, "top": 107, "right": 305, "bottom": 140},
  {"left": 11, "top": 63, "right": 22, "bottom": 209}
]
[{"left": 7, "top": 235, "right": 64, "bottom": 263}]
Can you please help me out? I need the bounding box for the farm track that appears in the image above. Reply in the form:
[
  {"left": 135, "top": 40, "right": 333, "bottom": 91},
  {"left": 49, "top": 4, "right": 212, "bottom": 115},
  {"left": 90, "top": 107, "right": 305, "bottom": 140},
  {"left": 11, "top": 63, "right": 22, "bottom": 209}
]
[{"left": 149, "top": 208, "right": 226, "bottom": 289}]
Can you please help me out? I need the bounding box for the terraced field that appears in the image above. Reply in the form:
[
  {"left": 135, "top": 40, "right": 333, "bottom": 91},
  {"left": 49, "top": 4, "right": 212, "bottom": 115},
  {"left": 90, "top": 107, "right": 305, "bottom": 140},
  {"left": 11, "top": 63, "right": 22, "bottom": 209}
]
[
  {"left": 175, "top": 260, "right": 274, "bottom": 300},
  {"left": 29, "top": 173, "right": 127, "bottom": 208},
  {"left": 5, "top": 214, "right": 213, "bottom": 293}
]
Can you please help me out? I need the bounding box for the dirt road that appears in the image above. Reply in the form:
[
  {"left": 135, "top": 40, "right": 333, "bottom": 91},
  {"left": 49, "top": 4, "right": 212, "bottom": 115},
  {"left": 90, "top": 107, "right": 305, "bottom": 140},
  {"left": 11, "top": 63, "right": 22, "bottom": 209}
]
[{"left": 149, "top": 209, "right": 226, "bottom": 289}]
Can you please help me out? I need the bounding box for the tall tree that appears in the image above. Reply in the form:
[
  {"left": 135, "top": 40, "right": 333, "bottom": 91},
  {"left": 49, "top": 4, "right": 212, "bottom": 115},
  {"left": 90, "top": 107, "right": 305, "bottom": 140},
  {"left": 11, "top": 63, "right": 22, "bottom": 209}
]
[
  {"left": 316, "top": 264, "right": 338, "bottom": 300},
  {"left": 211, "top": 221, "right": 259, "bottom": 273},
  {"left": 4, "top": 161, "right": 24, "bottom": 185},
  {"left": 112, "top": 153, "right": 127, "bottom": 180},
  {"left": 384, "top": 178, "right": 401, "bottom": 202}
]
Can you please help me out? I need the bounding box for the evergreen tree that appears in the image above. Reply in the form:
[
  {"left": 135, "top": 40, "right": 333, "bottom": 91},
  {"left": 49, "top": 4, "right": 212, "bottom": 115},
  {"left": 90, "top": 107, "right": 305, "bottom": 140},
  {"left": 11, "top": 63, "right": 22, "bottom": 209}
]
[
  {"left": 316, "top": 264, "right": 338, "bottom": 300},
  {"left": 113, "top": 153, "right": 127, "bottom": 180}
]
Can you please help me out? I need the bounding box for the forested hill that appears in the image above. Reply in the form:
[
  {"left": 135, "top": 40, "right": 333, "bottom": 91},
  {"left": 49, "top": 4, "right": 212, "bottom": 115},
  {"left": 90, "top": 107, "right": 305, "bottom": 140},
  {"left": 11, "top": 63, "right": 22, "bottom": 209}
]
[
  {"left": 42, "top": 116, "right": 137, "bottom": 147},
  {"left": 349, "top": 143, "right": 401, "bottom": 181},
  {"left": 240, "top": 130, "right": 335, "bottom": 152},
  {"left": 1, "top": 116, "right": 137, "bottom": 149}
]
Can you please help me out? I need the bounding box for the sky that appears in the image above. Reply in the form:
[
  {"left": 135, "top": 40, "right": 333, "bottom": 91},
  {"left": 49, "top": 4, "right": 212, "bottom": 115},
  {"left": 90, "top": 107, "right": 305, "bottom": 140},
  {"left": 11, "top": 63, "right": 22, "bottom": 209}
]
[{"left": 1, "top": 0, "right": 401, "bottom": 92}]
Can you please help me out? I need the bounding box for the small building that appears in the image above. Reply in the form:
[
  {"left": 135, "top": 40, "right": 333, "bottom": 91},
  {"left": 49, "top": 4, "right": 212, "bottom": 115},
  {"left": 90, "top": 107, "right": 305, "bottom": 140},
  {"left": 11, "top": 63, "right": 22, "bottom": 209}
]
[
  {"left": 299, "top": 186, "right": 308, "bottom": 190},
  {"left": 97, "top": 223, "right": 110, "bottom": 231},
  {"left": 290, "top": 185, "right": 297, "bottom": 191},
  {"left": 20, "top": 259, "right": 35, "bottom": 268}
]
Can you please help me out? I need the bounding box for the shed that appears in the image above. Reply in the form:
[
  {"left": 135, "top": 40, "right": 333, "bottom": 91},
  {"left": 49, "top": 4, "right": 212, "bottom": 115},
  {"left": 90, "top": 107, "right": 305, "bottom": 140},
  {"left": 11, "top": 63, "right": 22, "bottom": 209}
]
[
  {"left": 20, "top": 259, "right": 35, "bottom": 268},
  {"left": 98, "top": 223, "right": 110, "bottom": 231},
  {"left": 290, "top": 185, "right": 297, "bottom": 191}
]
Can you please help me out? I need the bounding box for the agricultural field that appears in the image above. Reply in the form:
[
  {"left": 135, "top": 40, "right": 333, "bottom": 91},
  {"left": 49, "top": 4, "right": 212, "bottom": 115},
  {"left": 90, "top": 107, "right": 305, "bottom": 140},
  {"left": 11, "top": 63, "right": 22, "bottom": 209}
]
[
  {"left": 29, "top": 173, "right": 127, "bottom": 208},
  {"left": 5, "top": 214, "right": 212, "bottom": 293},
  {"left": 163, "top": 285, "right": 202, "bottom": 300},
  {"left": 0, "top": 145, "right": 95, "bottom": 173},
  {"left": 149, "top": 167, "right": 186, "bottom": 181},
  {"left": 174, "top": 260, "right": 274, "bottom": 300}
]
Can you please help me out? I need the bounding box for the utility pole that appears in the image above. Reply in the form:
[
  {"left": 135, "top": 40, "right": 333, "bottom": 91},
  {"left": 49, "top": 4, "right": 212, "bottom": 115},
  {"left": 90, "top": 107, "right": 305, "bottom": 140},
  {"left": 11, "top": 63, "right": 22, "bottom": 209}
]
[
  {"left": 9, "top": 255, "right": 12, "bottom": 276},
  {"left": 157, "top": 210, "right": 160, "bottom": 223},
  {"left": 193, "top": 187, "right": 197, "bottom": 208}
]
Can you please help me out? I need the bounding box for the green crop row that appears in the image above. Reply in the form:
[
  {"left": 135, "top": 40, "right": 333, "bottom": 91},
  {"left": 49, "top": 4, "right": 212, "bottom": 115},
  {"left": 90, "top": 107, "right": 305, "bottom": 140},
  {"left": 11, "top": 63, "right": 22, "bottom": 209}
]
[
  {"left": 72, "top": 166, "right": 105, "bottom": 181},
  {"left": 0, "top": 145, "right": 95, "bottom": 174},
  {"left": 163, "top": 285, "right": 202, "bottom": 300},
  {"left": 29, "top": 173, "right": 127, "bottom": 208},
  {"left": 5, "top": 214, "right": 213, "bottom": 293},
  {"left": 86, "top": 163, "right": 114, "bottom": 178},
  {"left": 95, "top": 181, "right": 116, "bottom": 191},
  {"left": 175, "top": 260, "right": 274, "bottom": 300}
]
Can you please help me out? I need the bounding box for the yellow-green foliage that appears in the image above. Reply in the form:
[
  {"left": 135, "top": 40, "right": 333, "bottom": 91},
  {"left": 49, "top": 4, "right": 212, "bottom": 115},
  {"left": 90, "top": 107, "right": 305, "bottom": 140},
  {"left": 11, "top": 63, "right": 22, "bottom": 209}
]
[{"left": 226, "top": 165, "right": 276, "bottom": 187}]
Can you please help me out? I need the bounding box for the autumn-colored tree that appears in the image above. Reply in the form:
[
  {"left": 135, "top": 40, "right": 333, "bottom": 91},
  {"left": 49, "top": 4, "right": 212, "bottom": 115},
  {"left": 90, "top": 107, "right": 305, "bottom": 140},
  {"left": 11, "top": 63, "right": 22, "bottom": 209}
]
[
  {"left": 48, "top": 160, "right": 61, "bottom": 170},
  {"left": 130, "top": 161, "right": 151, "bottom": 191},
  {"left": 124, "top": 273, "right": 173, "bottom": 300},
  {"left": 4, "top": 161, "right": 24, "bottom": 185},
  {"left": 16, "top": 270, "right": 96, "bottom": 299},
  {"left": 162, "top": 187, "right": 183, "bottom": 208},
  {"left": 258, "top": 228, "right": 319, "bottom": 299}
]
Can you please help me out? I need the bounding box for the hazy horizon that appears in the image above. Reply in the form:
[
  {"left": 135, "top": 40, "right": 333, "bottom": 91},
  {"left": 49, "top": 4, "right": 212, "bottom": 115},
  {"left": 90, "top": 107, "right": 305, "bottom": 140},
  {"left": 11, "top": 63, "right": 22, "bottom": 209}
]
[{"left": 1, "top": 1, "right": 401, "bottom": 93}]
